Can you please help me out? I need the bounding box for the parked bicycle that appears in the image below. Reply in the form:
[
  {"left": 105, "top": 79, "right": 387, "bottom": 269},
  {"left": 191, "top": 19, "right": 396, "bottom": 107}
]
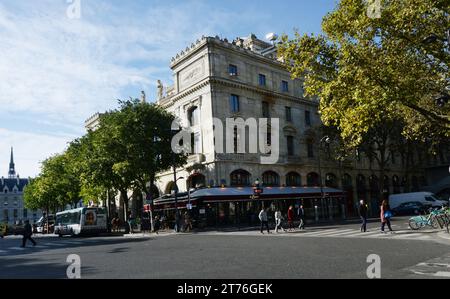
[{"left": 408, "top": 207, "right": 445, "bottom": 230}]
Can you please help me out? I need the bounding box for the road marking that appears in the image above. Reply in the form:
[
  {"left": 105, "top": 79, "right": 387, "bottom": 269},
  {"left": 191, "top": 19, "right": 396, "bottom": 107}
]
[
  {"left": 434, "top": 271, "right": 450, "bottom": 277},
  {"left": 324, "top": 229, "right": 361, "bottom": 237},
  {"left": 300, "top": 229, "right": 342, "bottom": 236}
]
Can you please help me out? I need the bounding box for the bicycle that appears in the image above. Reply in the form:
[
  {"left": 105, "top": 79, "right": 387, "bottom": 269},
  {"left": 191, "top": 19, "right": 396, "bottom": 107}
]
[{"left": 408, "top": 208, "right": 443, "bottom": 230}]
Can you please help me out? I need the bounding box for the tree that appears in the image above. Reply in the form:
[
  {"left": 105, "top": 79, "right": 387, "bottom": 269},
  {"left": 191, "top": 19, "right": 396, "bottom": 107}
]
[
  {"left": 77, "top": 99, "right": 187, "bottom": 221},
  {"left": 278, "top": 0, "right": 449, "bottom": 148}
]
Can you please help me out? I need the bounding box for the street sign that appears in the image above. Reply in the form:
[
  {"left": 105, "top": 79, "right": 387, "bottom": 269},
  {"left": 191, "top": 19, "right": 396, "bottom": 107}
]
[{"left": 186, "top": 204, "right": 193, "bottom": 210}]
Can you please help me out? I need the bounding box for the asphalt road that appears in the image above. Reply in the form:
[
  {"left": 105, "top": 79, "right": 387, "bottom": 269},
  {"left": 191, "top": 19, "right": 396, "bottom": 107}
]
[{"left": 1, "top": 217, "right": 450, "bottom": 279}]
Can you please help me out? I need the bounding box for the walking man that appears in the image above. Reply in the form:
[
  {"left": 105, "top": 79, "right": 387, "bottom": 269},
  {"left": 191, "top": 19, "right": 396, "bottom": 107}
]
[
  {"left": 298, "top": 205, "right": 305, "bottom": 230},
  {"left": 259, "top": 208, "right": 270, "bottom": 234},
  {"left": 21, "top": 220, "right": 36, "bottom": 248},
  {"left": 358, "top": 200, "right": 368, "bottom": 232}
]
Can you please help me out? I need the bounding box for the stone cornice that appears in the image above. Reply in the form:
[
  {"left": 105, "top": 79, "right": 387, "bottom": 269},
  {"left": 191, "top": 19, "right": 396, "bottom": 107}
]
[
  {"left": 170, "top": 35, "right": 286, "bottom": 70},
  {"left": 159, "top": 76, "right": 319, "bottom": 109}
]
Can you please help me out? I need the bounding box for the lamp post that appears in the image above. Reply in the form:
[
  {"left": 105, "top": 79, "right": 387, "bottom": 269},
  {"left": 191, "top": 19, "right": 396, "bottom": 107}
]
[
  {"left": 317, "top": 136, "right": 331, "bottom": 221},
  {"left": 253, "top": 178, "right": 263, "bottom": 208},
  {"left": 172, "top": 174, "right": 184, "bottom": 233}
]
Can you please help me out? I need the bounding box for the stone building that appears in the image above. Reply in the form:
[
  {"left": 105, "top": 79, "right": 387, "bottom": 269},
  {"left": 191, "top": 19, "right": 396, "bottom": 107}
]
[
  {"left": 0, "top": 148, "right": 42, "bottom": 225},
  {"left": 154, "top": 34, "right": 430, "bottom": 216}
]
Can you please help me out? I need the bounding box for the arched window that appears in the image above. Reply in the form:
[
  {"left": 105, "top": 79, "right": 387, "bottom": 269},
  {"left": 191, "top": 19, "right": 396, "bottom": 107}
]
[
  {"left": 188, "top": 106, "right": 199, "bottom": 126},
  {"left": 325, "top": 173, "right": 338, "bottom": 188},
  {"left": 342, "top": 174, "right": 352, "bottom": 188},
  {"left": 230, "top": 169, "right": 251, "bottom": 187},
  {"left": 262, "top": 171, "right": 280, "bottom": 187},
  {"left": 188, "top": 173, "right": 206, "bottom": 189},
  {"left": 306, "top": 172, "right": 320, "bottom": 187},
  {"left": 392, "top": 175, "right": 400, "bottom": 194},
  {"left": 383, "top": 175, "right": 390, "bottom": 192},
  {"left": 164, "top": 181, "right": 177, "bottom": 195},
  {"left": 357, "top": 174, "right": 367, "bottom": 200},
  {"left": 286, "top": 172, "right": 301, "bottom": 187},
  {"left": 369, "top": 175, "right": 379, "bottom": 193}
]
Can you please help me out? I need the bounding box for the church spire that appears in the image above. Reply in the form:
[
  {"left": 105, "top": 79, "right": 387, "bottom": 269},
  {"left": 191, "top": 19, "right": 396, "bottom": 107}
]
[{"left": 8, "top": 147, "right": 16, "bottom": 179}]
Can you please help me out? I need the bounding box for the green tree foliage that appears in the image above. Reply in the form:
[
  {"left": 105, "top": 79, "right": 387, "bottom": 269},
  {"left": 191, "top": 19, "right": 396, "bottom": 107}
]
[
  {"left": 278, "top": 0, "right": 449, "bottom": 147},
  {"left": 24, "top": 153, "right": 81, "bottom": 212}
]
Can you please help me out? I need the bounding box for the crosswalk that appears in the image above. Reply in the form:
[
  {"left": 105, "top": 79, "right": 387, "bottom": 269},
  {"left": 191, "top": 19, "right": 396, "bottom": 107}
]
[
  {"left": 203, "top": 226, "right": 439, "bottom": 241},
  {"left": 0, "top": 238, "right": 91, "bottom": 256}
]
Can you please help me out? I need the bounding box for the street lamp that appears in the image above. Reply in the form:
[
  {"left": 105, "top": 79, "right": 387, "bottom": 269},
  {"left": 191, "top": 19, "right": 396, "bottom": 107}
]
[
  {"left": 317, "top": 136, "right": 331, "bottom": 221},
  {"left": 172, "top": 175, "right": 184, "bottom": 233}
]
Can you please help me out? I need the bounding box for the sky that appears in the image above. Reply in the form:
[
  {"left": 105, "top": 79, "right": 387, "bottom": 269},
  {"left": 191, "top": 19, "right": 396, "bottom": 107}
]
[{"left": 0, "top": 0, "right": 338, "bottom": 177}]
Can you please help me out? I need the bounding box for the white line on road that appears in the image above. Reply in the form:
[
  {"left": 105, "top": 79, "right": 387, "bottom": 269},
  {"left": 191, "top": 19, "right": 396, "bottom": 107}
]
[
  {"left": 300, "top": 229, "right": 346, "bottom": 236},
  {"left": 434, "top": 271, "right": 450, "bottom": 277}
]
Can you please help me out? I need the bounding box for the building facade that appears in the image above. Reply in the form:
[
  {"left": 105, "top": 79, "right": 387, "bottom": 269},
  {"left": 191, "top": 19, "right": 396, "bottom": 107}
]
[
  {"left": 154, "top": 34, "right": 429, "bottom": 217},
  {"left": 1, "top": 148, "right": 42, "bottom": 225}
]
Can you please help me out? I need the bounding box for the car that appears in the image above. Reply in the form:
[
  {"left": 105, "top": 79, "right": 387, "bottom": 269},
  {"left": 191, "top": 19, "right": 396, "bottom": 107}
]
[
  {"left": 33, "top": 215, "right": 55, "bottom": 234},
  {"left": 391, "top": 201, "right": 430, "bottom": 216},
  {"left": 389, "top": 192, "right": 448, "bottom": 210}
]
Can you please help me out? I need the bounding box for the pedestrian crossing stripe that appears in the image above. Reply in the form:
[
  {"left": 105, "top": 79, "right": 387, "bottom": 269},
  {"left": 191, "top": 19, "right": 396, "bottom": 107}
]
[{"left": 300, "top": 229, "right": 342, "bottom": 236}]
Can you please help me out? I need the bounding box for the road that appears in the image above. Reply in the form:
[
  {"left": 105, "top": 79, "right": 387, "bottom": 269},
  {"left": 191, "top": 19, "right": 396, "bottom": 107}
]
[{"left": 1, "top": 217, "right": 450, "bottom": 279}]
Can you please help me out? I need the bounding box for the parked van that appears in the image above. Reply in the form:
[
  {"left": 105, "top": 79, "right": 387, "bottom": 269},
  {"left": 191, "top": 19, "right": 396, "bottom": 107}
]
[{"left": 389, "top": 192, "right": 448, "bottom": 210}]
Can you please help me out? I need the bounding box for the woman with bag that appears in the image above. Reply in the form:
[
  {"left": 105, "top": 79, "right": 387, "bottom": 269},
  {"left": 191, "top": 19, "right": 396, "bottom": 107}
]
[{"left": 380, "top": 200, "right": 394, "bottom": 234}]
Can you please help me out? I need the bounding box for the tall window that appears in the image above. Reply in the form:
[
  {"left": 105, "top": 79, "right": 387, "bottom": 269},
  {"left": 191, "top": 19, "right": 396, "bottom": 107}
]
[
  {"left": 307, "top": 142, "right": 314, "bottom": 158},
  {"left": 287, "top": 136, "right": 294, "bottom": 156},
  {"left": 233, "top": 127, "right": 238, "bottom": 153},
  {"left": 259, "top": 74, "right": 266, "bottom": 86},
  {"left": 286, "top": 172, "right": 301, "bottom": 187},
  {"left": 191, "top": 132, "right": 201, "bottom": 154},
  {"left": 229, "top": 64, "right": 238, "bottom": 76},
  {"left": 23, "top": 208, "right": 27, "bottom": 218},
  {"left": 262, "top": 101, "right": 270, "bottom": 118},
  {"left": 391, "top": 150, "right": 396, "bottom": 164},
  {"left": 188, "top": 106, "right": 199, "bottom": 126},
  {"left": 285, "top": 106, "right": 292, "bottom": 122},
  {"left": 305, "top": 110, "right": 311, "bottom": 126},
  {"left": 230, "top": 94, "right": 240, "bottom": 112},
  {"left": 281, "top": 80, "right": 289, "bottom": 92},
  {"left": 230, "top": 169, "right": 251, "bottom": 186},
  {"left": 262, "top": 171, "right": 280, "bottom": 187}
]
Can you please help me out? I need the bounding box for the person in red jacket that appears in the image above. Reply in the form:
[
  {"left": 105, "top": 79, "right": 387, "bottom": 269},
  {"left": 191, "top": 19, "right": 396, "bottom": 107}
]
[{"left": 287, "top": 206, "right": 295, "bottom": 231}]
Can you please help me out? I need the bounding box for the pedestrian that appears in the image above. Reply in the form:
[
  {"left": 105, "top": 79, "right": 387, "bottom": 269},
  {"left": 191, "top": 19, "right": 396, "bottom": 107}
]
[
  {"left": 184, "top": 212, "right": 193, "bottom": 232},
  {"left": 358, "top": 200, "right": 369, "bottom": 232},
  {"left": 154, "top": 215, "right": 161, "bottom": 234},
  {"left": 380, "top": 199, "right": 394, "bottom": 234},
  {"left": 287, "top": 206, "right": 295, "bottom": 231},
  {"left": 259, "top": 208, "right": 270, "bottom": 234},
  {"left": 21, "top": 220, "right": 36, "bottom": 248},
  {"left": 274, "top": 209, "right": 286, "bottom": 233},
  {"left": 128, "top": 213, "right": 134, "bottom": 234},
  {"left": 297, "top": 205, "right": 305, "bottom": 230}
]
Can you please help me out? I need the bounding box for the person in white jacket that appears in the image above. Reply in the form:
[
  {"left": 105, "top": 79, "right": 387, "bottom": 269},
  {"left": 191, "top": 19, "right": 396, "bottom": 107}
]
[
  {"left": 274, "top": 209, "right": 286, "bottom": 233},
  {"left": 259, "top": 208, "right": 270, "bottom": 234}
]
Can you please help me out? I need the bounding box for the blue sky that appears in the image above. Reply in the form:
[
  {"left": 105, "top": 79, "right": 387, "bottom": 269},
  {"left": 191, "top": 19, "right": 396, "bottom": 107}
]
[{"left": 0, "top": 0, "right": 338, "bottom": 177}]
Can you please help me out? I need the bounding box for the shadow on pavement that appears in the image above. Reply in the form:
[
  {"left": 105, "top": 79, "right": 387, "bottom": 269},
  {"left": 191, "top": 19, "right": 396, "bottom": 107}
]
[{"left": 0, "top": 236, "right": 150, "bottom": 257}]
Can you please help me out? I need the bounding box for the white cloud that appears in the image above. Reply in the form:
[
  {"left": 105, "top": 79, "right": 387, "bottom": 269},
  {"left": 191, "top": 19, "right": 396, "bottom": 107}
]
[{"left": 0, "top": 0, "right": 270, "bottom": 176}]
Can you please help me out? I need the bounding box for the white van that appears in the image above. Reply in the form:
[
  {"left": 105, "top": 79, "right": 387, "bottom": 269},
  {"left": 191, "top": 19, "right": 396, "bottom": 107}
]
[{"left": 389, "top": 192, "right": 448, "bottom": 210}]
